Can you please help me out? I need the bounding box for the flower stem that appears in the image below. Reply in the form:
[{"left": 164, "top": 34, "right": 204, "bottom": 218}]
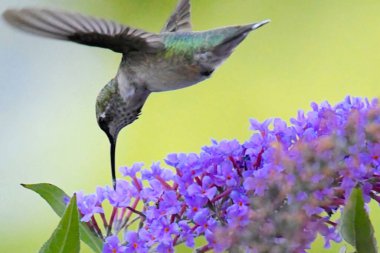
[
  {"left": 99, "top": 207, "right": 108, "bottom": 231},
  {"left": 107, "top": 206, "right": 118, "bottom": 236},
  {"left": 91, "top": 216, "right": 104, "bottom": 240},
  {"left": 196, "top": 244, "right": 212, "bottom": 253},
  {"left": 212, "top": 188, "right": 232, "bottom": 203}
]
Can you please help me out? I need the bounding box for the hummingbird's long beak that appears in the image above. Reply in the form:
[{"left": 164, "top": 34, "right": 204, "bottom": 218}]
[
  {"left": 252, "top": 19, "right": 271, "bottom": 30},
  {"left": 108, "top": 135, "right": 117, "bottom": 190}
]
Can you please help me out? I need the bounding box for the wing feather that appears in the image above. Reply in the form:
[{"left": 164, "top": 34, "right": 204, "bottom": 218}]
[
  {"left": 3, "top": 8, "right": 165, "bottom": 53},
  {"left": 161, "top": 0, "right": 191, "bottom": 33}
]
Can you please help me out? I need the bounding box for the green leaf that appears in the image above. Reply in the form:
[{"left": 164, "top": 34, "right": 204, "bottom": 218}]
[
  {"left": 39, "top": 194, "right": 80, "bottom": 253},
  {"left": 22, "top": 183, "right": 68, "bottom": 217},
  {"left": 22, "top": 183, "right": 103, "bottom": 253},
  {"left": 339, "top": 187, "right": 378, "bottom": 253}
]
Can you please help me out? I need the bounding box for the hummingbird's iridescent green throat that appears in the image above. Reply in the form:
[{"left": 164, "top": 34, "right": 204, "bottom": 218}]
[{"left": 3, "top": 0, "right": 270, "bottom": 189}]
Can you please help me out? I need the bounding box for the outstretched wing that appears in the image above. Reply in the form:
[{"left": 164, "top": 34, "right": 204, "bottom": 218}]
[
  {"left": 3, "top": 8, "right": 164, "bottom": 53},
  {"left": 161, "top": 0, "right": 191, "bottom": 33}
]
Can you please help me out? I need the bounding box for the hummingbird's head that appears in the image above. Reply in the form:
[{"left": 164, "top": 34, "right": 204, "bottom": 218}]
[
  {"left": 96, "top": 78, "right": 149, "bottom": 190},
  {"left": 96, "top": 79, "right": 120, "bottom": 142},
  {"left": 96, "top": 79, "right": 125, "bottom": 190}
]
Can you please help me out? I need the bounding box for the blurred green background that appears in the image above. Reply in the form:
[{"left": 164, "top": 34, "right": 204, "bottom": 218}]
[{"left": 1, "top": 0, "right": 380, "bottom": 252}]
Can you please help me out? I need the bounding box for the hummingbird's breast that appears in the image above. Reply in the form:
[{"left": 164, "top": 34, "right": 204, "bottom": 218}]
[{"left": 121, "top": 53, "right": 206, "bottom": 92}]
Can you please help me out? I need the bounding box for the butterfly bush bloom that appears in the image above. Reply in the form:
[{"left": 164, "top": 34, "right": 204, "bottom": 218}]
[{"left": 70, "top": 96, "right": 380, "bottom": 252}]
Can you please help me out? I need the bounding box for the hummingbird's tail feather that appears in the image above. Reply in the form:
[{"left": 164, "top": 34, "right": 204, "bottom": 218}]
[{"left": 212, "top": 19, "right": 270, "bottom": 58}]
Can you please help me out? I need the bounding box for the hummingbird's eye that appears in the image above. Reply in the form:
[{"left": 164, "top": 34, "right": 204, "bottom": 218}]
[
  {"left": 200, "top": 69, "right": 214, "bottom": 77},
  {"left": 98, "top": 116, "right": 105, "bottom": 123},
  {"left": 97, "top": 114, "right": 110, "bottom": 131}
]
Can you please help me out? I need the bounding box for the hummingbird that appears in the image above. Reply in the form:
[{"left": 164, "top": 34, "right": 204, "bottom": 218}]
[{"left": 3, "top": 0, "right": 270, "bottom": 189}]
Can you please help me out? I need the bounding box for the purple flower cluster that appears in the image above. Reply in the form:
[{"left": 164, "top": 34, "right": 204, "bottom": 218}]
[{"left": 73, "top": 97, "right": 380, "bottom": 252}]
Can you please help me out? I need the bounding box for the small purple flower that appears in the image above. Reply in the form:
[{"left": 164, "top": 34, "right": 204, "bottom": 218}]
[
  {"left": 217, "top": 139, "right": 243, "bottom": 156},
  {"left": 140, "top": 178, "right": 164, "bottom": 202},
  {"left": 105, "top": 180, "right": 137, "bottom": 207},
  {"left": 156, "top": 242, "right": 174, "bottom": 253},
  {"left": 119, "top": 162, "right": 144, "bottom": 177},
  {"left": 226, "top": 191, "right": 250, "bottom": 226},
  {"left": 124, "top": 231, "right": 148, "bottom": 253},
  {"left": 142, "top": 162, "right": 174, "bottom": 181},
  {"left": 193, "top": 208, "right": 217, "bottom": 235},
  {"left": 103, "top": 236, "right": 126, "bottom": 253},
  {"left": 185, "top": 196, "right": 208, "bottom": 219},
  {"left": 186, "top": 176, "right": 217, "bottom": 200},
  {"left": 157, "top": 190, "right": 181, "bottom": 216},
  {"left": 317, "top": 223, "right": 342, "bottom": 248},
  {"left": 96, "top": 186, "right": 107, "bottom": 203},
  {"left": 150, "top": 217, "right": 179, "bottom": 246},
  {"left": 139, "top": 227, "right": 156, "bottom": 247},
  {"left": 76, "top": 192, "right": 103, "bottom": 222},
  {"left": 178, "top": 221, "right": 195, "bottom": 248},
  {"left": 243, "top": 167, "right": 270, "bottom": 196},
  {"left": 214, "top": 160, "right": 239, "bottom": 187},
  {"left": 303, "top": 203, "right": 325, "bottom": 217},
  {"left": 250, "top": 118, "right": 272, "bottom": 135}
]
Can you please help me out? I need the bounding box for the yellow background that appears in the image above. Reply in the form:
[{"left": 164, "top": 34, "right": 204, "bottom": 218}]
[{"left": 0, "top": 0, "right": 379, "bottom": 252}]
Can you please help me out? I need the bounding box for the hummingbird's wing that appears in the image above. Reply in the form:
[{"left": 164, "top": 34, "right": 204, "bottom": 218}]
[
  {"left": 3, "top": 8, "right": 164, "bottom": 53},
  {"left": 161, "top": 0, "right": 191, "bottom": 33}
]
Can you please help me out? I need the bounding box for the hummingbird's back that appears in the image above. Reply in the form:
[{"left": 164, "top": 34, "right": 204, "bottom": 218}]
[
  {"left": 162, "top": 26, "right": 251, "bottom": 56},
  {"left": 122, "top": 24, "right": 263, "bottom": 92}
]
